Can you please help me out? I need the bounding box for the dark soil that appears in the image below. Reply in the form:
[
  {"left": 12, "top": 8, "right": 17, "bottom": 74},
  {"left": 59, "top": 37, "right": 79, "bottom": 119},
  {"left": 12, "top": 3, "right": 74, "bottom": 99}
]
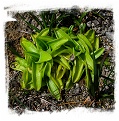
[{"left": 5, "top": 8, "right": 115, "bottom": 115}]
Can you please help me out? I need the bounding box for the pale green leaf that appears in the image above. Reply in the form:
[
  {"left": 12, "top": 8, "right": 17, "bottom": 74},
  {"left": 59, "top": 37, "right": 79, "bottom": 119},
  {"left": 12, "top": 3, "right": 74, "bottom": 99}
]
[
  {"left": 84, "top": 29, "right": 95, "bottom": 43},
  {"left": 36, "top": 51, "right": 52, "bottom": 63},
  {"left": 85, "top": 52, "right": 93, "bottom": 70},
  {"left": 47, "top": 79, "right": 61, "bottom": 100},
  {"left": 47, "top": 38, "right": 68, "bottom": 51},
  {"left": 32, "top": 62, "right": 44, "bottom": 91},
  {"left": 20, "top": 37, "right": 38, "bottom": 53}
]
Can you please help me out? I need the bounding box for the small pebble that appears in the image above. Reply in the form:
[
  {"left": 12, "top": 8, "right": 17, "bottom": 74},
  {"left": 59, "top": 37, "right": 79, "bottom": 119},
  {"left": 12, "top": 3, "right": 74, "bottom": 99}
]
[
  {"left": 106, "top": 32, "right": 113, "bottom": 40},
  {"left": 92, "top": 20, "right": 99, "bottom": 25},
  {"left": 105, "top": 86, "right": 109, "bottom": 89},
  {"left": 87, "top": 21, "right": 91, "bottom": 27}
]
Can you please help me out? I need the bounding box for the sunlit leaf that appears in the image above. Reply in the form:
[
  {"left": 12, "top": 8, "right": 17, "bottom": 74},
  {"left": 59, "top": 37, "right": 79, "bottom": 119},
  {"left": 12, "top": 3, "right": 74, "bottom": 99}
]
[
  {"left": 85, "top": 52, "right": 93, "bottom": 70},
  {"left": 94, "top": 36, "right": 99, "bottom": 50},
  {"left": 20, "top": 37, "right": 38, "bottom": 53},
  {"left": 72, "top": 57, "right": 84, "bottom": 83},
  {"left": 36, "top": 37, "right": 49, "bottom": 51},
  {"left": 51, "top": 46, "right": 69, "bottom": 57},
  {"left": 77, "top": 34, "right": 93, "bottom": 51},
  {"left": 44, "top": 61, "right": 52, "bottom": 77},
  {"left": 84, "top": 29, "right": 95, "bottom": 43},
  {"left": 93, "top": 47, "right": 105, "bottom": 59},
  {"left": 56, "top": 65, "right": 66, "bottom": 79},
  {"left": 36, "top": 50, "right": 52, "bottom": 63},
  {"left": 54, "top": 55, "right": 70, "bottom": 70},
  {"left": 65, "top": 70, "right": 74, "bottom": 90},
  {"left": 47, "top": 38, "right": 68, "bottom": 51},
  {"left": 10, "top": 57, "right": 28, "bottom": 72},
  {"left": 38, "top": 28, "right": 49, "bottom": 36},
  {"left": 32, "top": 62, "right": 44, "bottom": 91},
  {"left": 47, "top": 79, "right": 61, "bottom": 100},
  {"left": 20, "top": 69, "right": 32, "bottom": 89}
]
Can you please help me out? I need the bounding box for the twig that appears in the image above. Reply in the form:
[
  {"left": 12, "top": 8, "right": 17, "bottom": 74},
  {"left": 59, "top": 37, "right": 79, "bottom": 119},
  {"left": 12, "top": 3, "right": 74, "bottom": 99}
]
[{"left": 89, "top": 99, "right": 95, "bottom": 106}]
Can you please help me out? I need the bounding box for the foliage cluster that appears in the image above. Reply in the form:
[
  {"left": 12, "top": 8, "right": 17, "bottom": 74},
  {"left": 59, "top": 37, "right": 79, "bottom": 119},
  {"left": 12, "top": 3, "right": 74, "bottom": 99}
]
[{"left": 11, "top": 10, "right": 114, "bottom": 100}]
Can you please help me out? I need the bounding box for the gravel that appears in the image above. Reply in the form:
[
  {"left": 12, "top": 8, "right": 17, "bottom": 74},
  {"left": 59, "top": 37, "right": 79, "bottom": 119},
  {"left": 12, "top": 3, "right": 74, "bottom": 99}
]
[{"left": 6, "top": 8, "right": 115, "bottom": 114}]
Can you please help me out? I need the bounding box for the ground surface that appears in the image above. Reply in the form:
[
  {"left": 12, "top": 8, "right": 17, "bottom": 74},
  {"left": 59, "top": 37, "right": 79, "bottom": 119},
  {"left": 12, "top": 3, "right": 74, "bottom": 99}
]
[{"left": 5, "top": 8, "right": 115, "bottom": 114}]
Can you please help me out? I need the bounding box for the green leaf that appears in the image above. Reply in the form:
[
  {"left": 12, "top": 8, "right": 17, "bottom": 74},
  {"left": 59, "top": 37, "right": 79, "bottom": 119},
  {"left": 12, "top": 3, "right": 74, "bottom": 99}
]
[
  {"left": 49, "top": 75, "right": 61, "bottom": 90},
  {"left": 47, "top": 79, "right": 61, "bottom": 100},
  {"left": 32, "top": 62, "right": 44, "bottom": 91},
  {"left": 79, "top": 23, "right": 86, "bottom": 34},
  {"left": 44, "top": 61, "right": 52, "bottom": 77},
  {"left": 55, "top": 29, "right": 79, "bottom": 48},
  {"left": 60, "top": 27, "right": 69, "bottom": 33},
  {"left": 75, "top": 42, "right": 85, "bottom": 53},
  {"left": 54, "top": 55, "right": 70, "bottom": 70},
  {"left": 84, "top": 29, "right": 95, "bottom": 43},
  {"left": 47, "top": 38, "right": 68, "bottom": 51},
  {"left": 36, "top": 50, "right": 52, "bottom": 63},
  {"left": 55, "top": 28, "right": 72, "bottom": 40},
  {"left": 56, "top": 78, "right": 64, "bottom": 90},
  {"left": 94, "top": 36, "right": 99, "bottom": 50},
  {"left": 51, "top": 46, "right": 69, "bottom": 57},
  {"left": 32, "top": 29, "right": 49, "bottom": 42},
  {"left": 93, "top": 47, "right": 105, "bottom": 59},
  {"left": 38, "top": 28, "right": 49, "bottom": 36},
  {"left": 90, "top": 47, "right": 105, "bottom": 60},
  {"left": 20, "top": 69, "right": 32, "bottom": 89},
  {"left": 31, "top": 28, "right": 49, "bottom": 44},
  {"left": 15, "top": 57, "right": 27, "bottom": 67},
  {"left": 20, "top": 37, "right": 38, "bottom": 53},
  {"left": 68, "top": 25, "right": 74, "bottom": 34},
  {"left": 65, "top": 70, "right": 74, "bottom": 90},
  {"left": 36, "top": 37, "right": 49, "bottom": 51},
  {"left": 85, "top": 64, "right": 91, "bottom": 89},
  {"left": 31, "top": 32, "right": 39, "bottom": 43},
  {"left": 70, "top": 34, "right": 78, "bottom": 40},
  {"left": 90, "top": 71, "right": 94, "bottom": 83},
  {"left": 80, "top": 53, "right": 85, "bottom": 61},
  {"left": 72, "top": 57, "right": 84, "bottom": 83},
  {"left": 10, "top": 57, "right": 27, "bottom": 72},
  {"left": 25, "top": 55, "right": 33, "bottom": 67},
  {"left": 11, "top": 62, "right": 25, "bottom": 72},
  {"left": 85, "top": 64, "right": 95, "bottom": 97},
  {"left": 56, "top": 65, "right": 66, "bottom": 79},
  {"left": 37, "top": 36, "right": 54, "bottom": 42},
  {"left": 77, "top": 37, "right": 90, "bottom": 53},
  {"left": 25, "top": 52, "right": 40, "bottom": 59},
  {"left": 92, "top": 48, "right": 99, "bottom": 94},
  {"left": 85, "top": 52, "right": 93, "bottom": 70},
  {"left": 77, "top": 34, "right": 93, "bottom": 51}
]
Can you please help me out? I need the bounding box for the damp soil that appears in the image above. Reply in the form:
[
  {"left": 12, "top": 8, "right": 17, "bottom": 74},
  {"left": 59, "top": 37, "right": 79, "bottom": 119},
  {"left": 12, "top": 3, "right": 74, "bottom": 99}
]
[{"left": 5, "top": 8, "right": 115, "bottom": 115}]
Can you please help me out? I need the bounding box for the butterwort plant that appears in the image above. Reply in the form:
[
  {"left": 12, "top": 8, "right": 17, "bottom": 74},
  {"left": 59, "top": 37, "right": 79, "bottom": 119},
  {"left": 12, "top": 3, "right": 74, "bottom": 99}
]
[
  {"left": 11, "top": 25, "right": 106, "bottom": 100},
  {"left": 11, "top": 10, "right": 111, "bottom": 100}
]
